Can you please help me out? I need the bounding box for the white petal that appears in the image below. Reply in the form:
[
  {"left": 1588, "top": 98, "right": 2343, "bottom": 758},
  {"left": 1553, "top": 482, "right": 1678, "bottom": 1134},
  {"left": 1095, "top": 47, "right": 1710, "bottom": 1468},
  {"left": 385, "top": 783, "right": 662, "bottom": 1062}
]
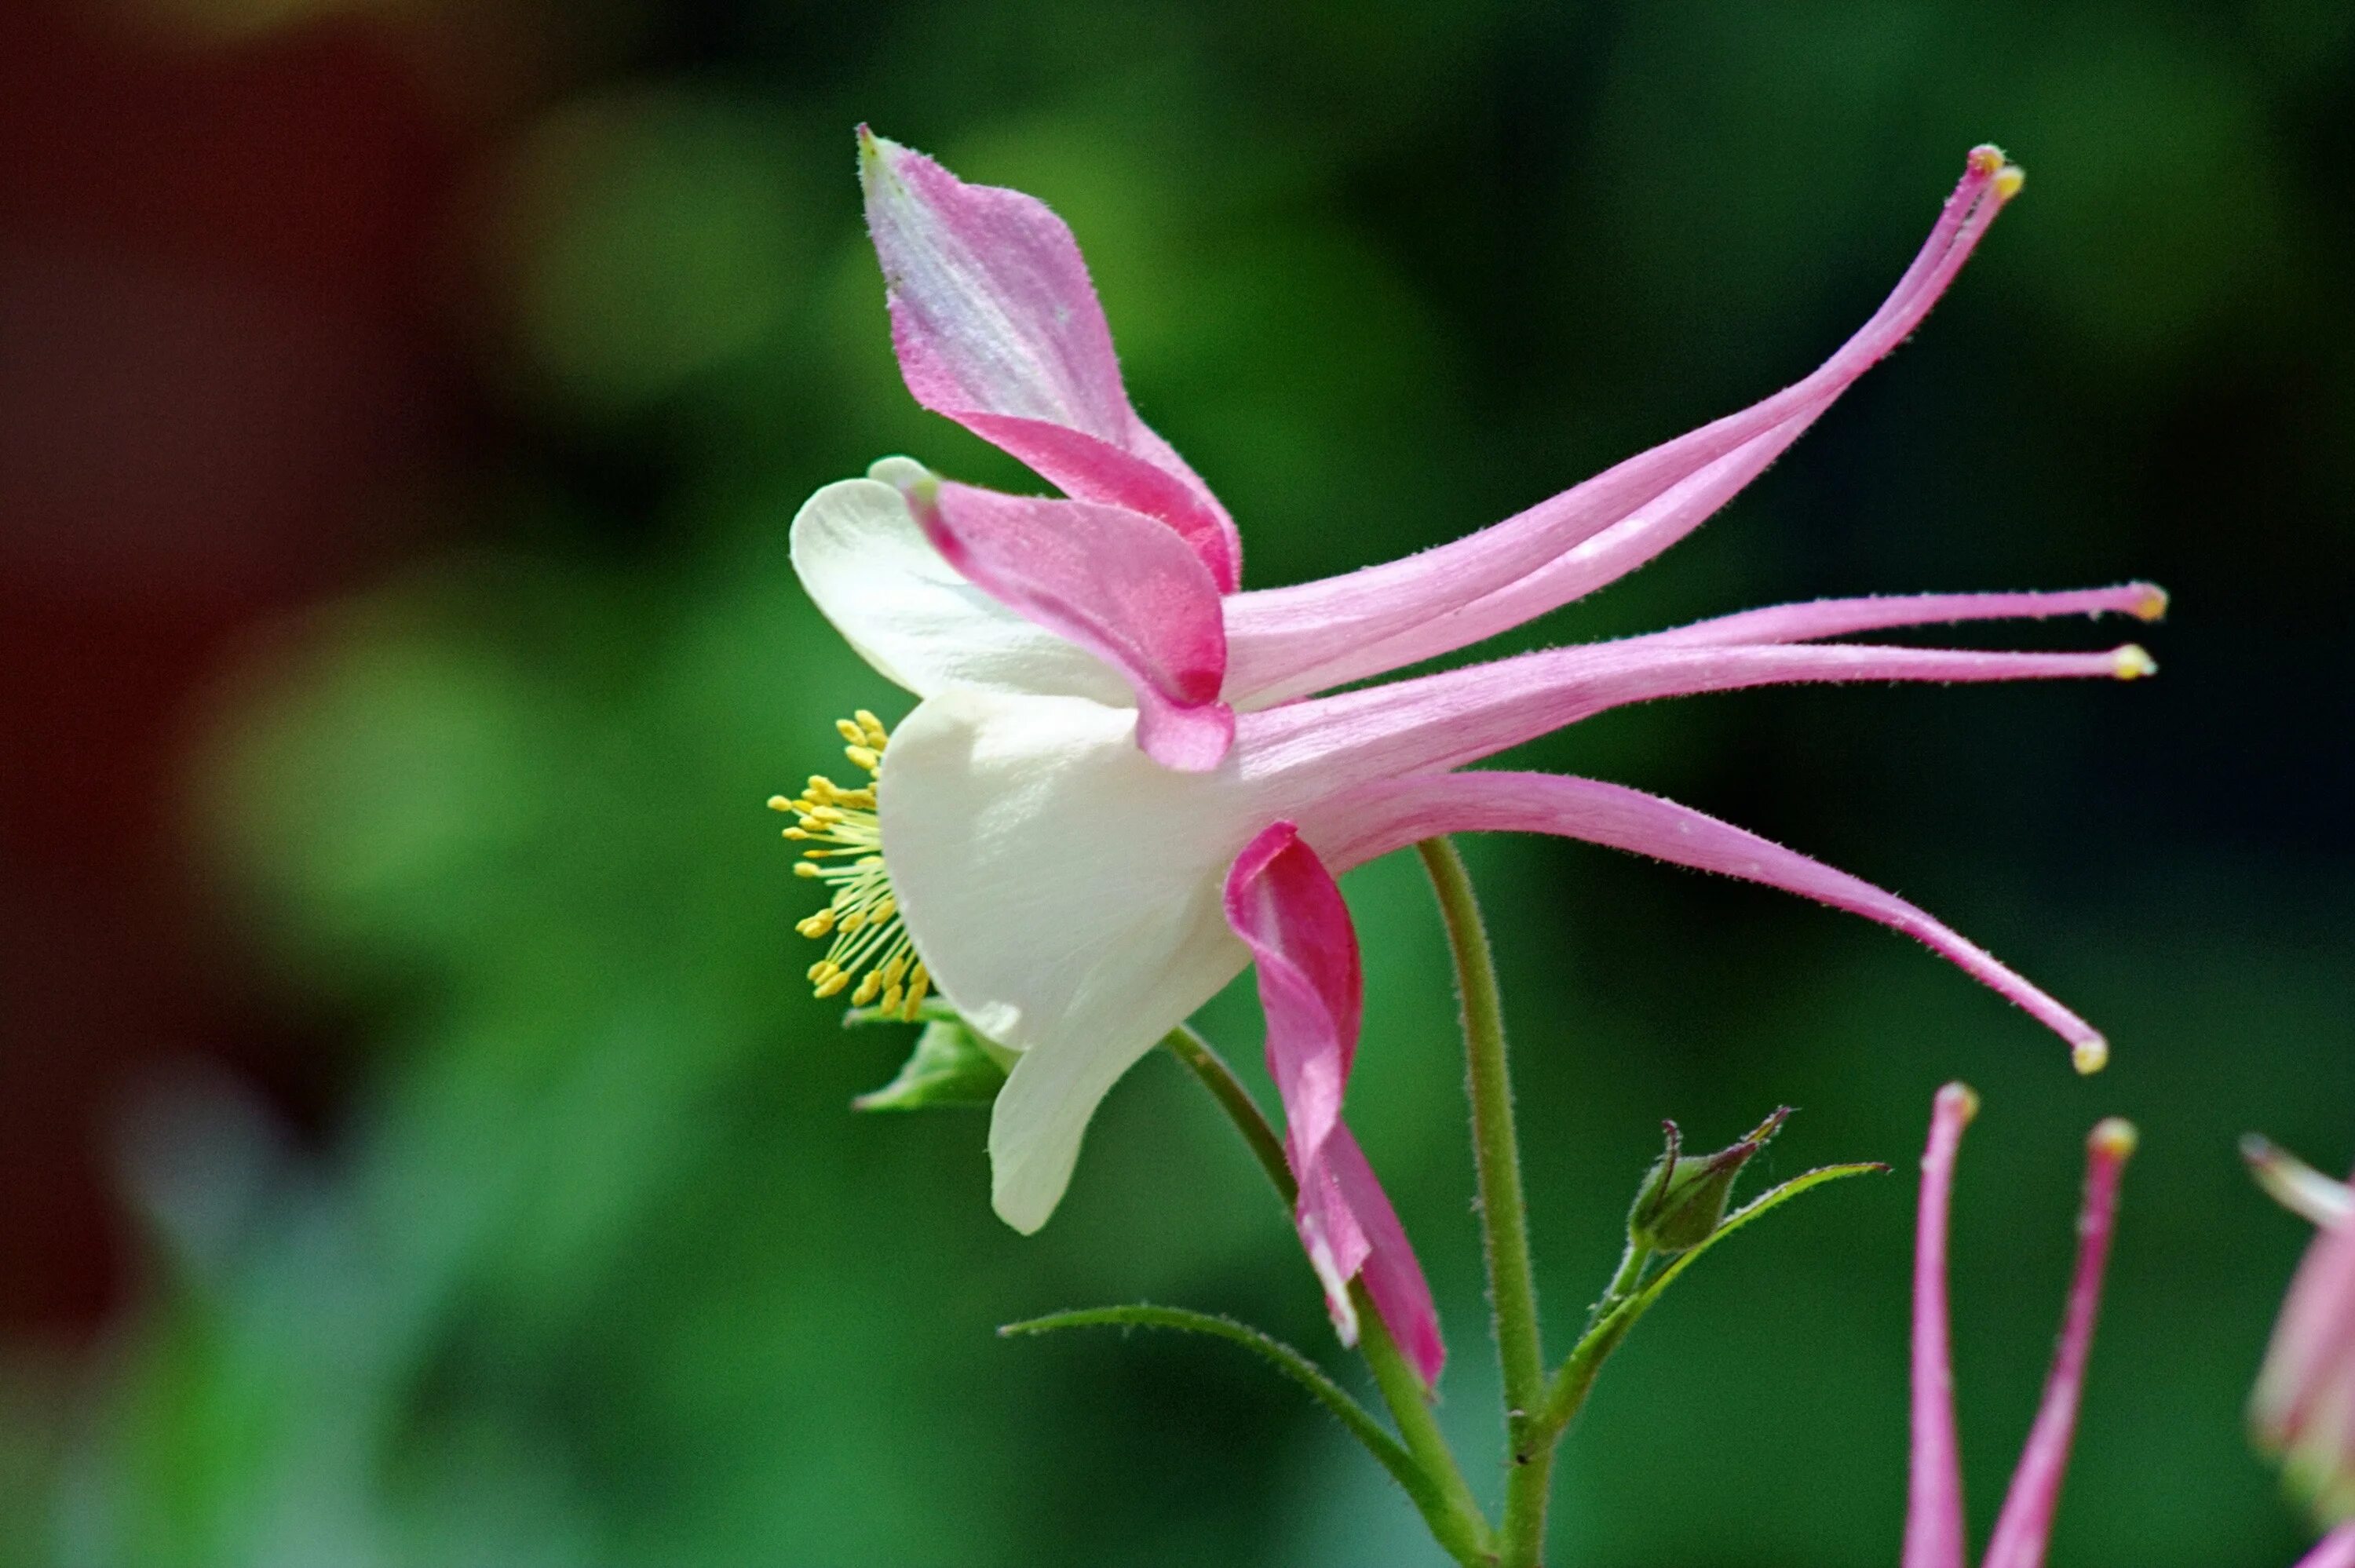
[
  {"left": 789, "top": 469, "right": 1132, "bottom": 703},
  {"left": 878, "top": 687, "right": 1260, "bottom": 1231}
]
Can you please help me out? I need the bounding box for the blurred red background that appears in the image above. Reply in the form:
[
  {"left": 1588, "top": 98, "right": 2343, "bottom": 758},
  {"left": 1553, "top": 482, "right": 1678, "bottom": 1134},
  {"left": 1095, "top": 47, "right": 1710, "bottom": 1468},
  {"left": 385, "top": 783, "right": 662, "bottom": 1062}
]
[{"left": 0, "top": 1, "right": 467, "bottom": 1333}]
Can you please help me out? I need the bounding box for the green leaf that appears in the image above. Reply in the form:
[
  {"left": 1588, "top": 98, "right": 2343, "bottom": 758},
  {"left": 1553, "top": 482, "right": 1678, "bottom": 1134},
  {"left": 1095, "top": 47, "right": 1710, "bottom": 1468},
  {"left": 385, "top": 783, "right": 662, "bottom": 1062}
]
[
  {"left": 851, "top": 1018, "right": 1008, "bottom": 1111},
  {"left": 1545, "top": 1161, "right": 1888, "bottom": 1433},
  {"left": 1000, "top": 1304, "right": 1426, "bottom": 1503}
]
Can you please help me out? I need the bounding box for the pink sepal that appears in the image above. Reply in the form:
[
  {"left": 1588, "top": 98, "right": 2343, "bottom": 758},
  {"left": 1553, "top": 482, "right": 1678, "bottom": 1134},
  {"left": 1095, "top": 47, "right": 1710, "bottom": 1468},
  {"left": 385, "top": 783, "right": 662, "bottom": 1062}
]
[
  {"left": 860, "top": 129, "right": 1241, "bottom": 590},
  {"left": 1224, "top": 822, "right": 1446, "bottom": 1384},
  {"left": 903, "top": 476, "right": 1235, "bottom": 771}
]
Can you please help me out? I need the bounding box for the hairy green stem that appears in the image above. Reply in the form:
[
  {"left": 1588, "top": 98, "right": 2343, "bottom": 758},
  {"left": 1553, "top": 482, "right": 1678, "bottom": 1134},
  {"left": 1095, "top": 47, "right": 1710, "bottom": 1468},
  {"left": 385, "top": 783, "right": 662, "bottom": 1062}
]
[
  {"left": 1161, "top": 1027, "right": 1494, "bottom": 1565},
  {"left": 1416, "top": 838, "right": 1551, "bottom": 1568},
  {"left": 1587, "top": 1242, "right": 1652, "bottom": 1332}
]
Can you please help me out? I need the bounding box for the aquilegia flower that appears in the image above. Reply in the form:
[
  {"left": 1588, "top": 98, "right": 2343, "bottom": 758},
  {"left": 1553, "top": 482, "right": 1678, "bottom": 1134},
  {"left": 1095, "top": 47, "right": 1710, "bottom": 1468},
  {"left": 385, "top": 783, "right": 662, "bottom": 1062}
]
[
  {"left": 1904, "top": 1084, "right": 2135, "bottom": 1568},
  {"left": 780, "top": 130, "right": 2158, "bottom": 1371},
  {"left": 2249, "top": 1135, "right": 2355, "bottom": 1538}
]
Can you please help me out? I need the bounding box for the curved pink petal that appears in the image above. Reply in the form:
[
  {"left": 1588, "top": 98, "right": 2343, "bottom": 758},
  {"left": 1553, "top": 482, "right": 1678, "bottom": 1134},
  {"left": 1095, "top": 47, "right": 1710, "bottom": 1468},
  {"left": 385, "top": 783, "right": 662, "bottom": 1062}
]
[
  {"left": 1327, "top": 1121, "right": 1447, "bottom": 1387},
  {"left": 902, "top": 476, "right": 1235, "bottom": 771},
  {"left": 860, "top": 129, "right": 1240, "bottom": 590},
  {"left": 1638, "top": 583, "right": 2169, "bottom": 649},
  {"left": 1301, "top": 771, "right": 2106, "bottom": 1065},
  {"left": 1244, "top": 638, "right": 2153, "bottom": 836},
  {"left": 1224, "top": 822, "right": 1444, "bottom": 1382},
  {"left": 1222, "top": 145, "right": 2022, "bottom": 703},
  {"left": 1981, "top": 1117, "right": 2136, "bottom": 1568},
  {"left": 1904, "top": 1083, "right": 1976, "bottom": 1568}
]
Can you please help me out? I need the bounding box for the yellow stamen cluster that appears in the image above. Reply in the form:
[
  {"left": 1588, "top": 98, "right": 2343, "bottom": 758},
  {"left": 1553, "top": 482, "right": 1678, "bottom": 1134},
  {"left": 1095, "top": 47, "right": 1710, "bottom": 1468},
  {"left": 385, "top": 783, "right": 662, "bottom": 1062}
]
[{"left": 769, "top": 710, "right": 929, "bottom": 1021}]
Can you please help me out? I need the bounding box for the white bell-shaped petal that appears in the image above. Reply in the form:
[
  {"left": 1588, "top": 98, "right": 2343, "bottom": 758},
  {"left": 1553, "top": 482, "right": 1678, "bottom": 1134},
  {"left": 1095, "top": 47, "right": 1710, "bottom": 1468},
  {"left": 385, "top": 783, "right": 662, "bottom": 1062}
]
[
  {"left": 789, "top": 461, "right": 1133, "bottom": 705},
  {"left": 878, "top": 687, "right": 1261, "bottom": 1231}
]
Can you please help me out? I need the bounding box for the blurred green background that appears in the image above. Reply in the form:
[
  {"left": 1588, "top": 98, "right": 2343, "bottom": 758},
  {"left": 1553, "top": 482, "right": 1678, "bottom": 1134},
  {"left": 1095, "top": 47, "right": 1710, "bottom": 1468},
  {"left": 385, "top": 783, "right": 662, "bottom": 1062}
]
[{"left": 2, "top": 2, "right": 2350, "bottom": 1564}]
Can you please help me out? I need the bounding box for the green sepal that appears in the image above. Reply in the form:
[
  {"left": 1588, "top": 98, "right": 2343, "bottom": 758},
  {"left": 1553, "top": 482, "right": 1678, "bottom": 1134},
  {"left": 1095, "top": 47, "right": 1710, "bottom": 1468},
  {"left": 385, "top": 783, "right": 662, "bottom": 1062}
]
[
  {"left": 1627, "top": 1106, "right": 1790, "bottom": 1254},
  {"left": 851, "top": 1016, "right": 1009, "bottom": 1111}
]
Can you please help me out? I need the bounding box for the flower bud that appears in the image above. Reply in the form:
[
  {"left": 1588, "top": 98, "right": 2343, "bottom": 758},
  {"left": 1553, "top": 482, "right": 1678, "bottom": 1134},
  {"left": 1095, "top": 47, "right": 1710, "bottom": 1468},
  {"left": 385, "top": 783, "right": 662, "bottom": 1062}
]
[
  {"left": 1628, "top": 1107, "right": 1792, "bottom": 1254},
  {"left": 853, "top": 1016, "right": 1012, "bottom": 1112}
]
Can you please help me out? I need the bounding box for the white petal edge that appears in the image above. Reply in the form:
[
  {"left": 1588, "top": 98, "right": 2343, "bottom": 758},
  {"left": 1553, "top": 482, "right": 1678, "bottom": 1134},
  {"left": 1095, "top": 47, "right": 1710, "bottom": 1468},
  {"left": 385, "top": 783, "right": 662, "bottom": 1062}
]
[
  {"left": 878, "top": 687, "right": 1260, "bottom": 1231},
  {"left": 788, "top": 461, "right": 1134, "bottom": 705}
]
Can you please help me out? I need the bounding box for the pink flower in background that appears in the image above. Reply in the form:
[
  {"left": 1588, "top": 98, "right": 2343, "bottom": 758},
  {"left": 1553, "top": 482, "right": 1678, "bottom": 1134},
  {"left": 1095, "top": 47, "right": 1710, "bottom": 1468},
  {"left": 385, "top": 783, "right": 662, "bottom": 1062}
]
[
  {"left": 1904, "top": 1084, "right": 2135, "bottom": 1568},
  {"left": 784, "top": 129, "right": 2158, "bottom": 1364},
  {"left": 2250, "top": 1136, "right": 2355, "bottom": 1543}
]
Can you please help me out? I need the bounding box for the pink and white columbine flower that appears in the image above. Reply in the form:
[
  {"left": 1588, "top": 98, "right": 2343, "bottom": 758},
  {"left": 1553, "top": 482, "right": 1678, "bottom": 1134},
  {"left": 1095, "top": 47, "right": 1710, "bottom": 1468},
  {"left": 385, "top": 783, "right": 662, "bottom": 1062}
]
[
  {"left": 1904, "top": 1084, "right": 2134, "bottom": 1568},
  {"left": 783, "top": 130, "right": 2158, "bottom": 1372},
  {"left": 2251, "top": 1138, "right": 2355, "bottom": 1538}
]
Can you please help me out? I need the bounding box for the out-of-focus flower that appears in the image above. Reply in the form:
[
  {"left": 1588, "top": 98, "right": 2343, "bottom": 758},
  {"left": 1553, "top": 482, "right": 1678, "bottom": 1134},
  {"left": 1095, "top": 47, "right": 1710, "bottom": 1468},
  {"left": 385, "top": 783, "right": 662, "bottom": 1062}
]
[
  {"left": 783, "top": 130, "right": 2160, "bottom": 1258},
  {"left": 1904, "top": 1084, "right": 2135, "bottom": 1568},
  {"left": 2250, "top": 1136, "right": 2355, "bottom": 1533}
]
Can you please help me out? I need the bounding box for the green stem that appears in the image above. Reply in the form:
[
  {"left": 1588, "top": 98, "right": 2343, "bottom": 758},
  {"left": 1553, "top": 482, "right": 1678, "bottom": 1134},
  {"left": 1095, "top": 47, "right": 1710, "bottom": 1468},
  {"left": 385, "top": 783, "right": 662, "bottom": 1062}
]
[
  {"left": 1164, "top": 1025, "right": 1294, "bottom": 1204},
  {"left": 1161, "top": 1027, "right": 1494, "bottom": 1566},
  {"left": 1543, "top": 1247, "right": 1652, "bottom": 1446},
  {"left": 1417, "top": 838, "right": 1551, "bottom": 1568},
  {"left": 1354, "top": 1288, "right": 1495, "bottom": 1566},
  {"left": 1587, "top": 1241, "right": 1652, "bottom": 1333}
]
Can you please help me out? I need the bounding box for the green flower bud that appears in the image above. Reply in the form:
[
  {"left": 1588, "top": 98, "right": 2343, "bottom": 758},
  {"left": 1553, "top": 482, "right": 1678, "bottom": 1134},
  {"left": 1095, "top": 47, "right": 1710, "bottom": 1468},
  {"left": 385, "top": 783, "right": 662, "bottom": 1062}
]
[
  {"left": 1627, "top": 1107, "right": 1791, "bottom": 1254},
  {"left": 853, "top": 1016, "right": 1012, "bottom": 1111}
]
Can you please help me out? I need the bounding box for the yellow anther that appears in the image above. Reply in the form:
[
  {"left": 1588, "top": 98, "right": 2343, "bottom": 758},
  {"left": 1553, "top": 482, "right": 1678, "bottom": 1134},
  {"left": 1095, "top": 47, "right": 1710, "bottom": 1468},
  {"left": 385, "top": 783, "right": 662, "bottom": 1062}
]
[
  {"left": 1967, "top": 144, "right": 2006, "bottom": 176},
  {"left": 2130, "top": 584, "right": 2170, "bottom": 622},
  {"left": 774, "top": 709, "right": 927, "bottom": 1012},
  {"left": 2112, "top": 644, "right": 2157, "bottom": 680},
  {"left": 1992, "top": 163, "right": 2025, "bottom": 201},
  {"left": 2073, "top": 1036, "right": 2110, "bottom": 1076},
  {"left": 2090, "top": 1117, "right": 2138, "bottom": 1159}
]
